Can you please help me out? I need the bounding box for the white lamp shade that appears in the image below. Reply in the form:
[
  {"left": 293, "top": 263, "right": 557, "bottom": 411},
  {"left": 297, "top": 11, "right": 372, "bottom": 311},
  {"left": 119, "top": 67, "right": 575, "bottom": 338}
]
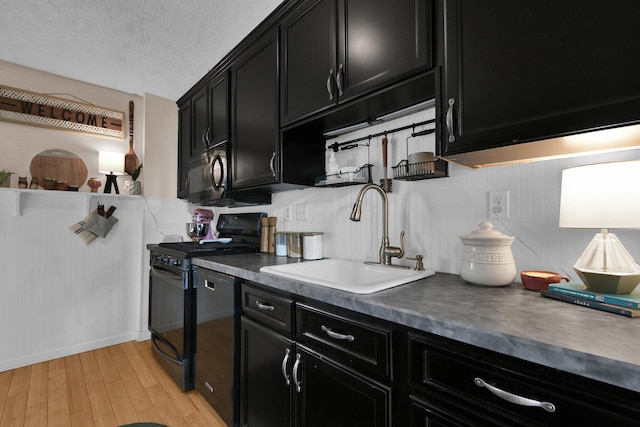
[
  {"left": 559, "top": 160, "right": 640, "bottom": 229},
  {"left": 98, "top": 151, "right": 125, "bottom": 175}
]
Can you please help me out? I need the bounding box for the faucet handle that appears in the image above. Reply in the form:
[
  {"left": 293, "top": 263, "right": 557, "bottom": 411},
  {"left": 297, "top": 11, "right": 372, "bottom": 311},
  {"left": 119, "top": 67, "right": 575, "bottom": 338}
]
[
  {"left": 398, "top": 230, "right": 405, "bottom": 259},
  {"left": 407, "top": 254, "right": 424, "bottom": 271}
]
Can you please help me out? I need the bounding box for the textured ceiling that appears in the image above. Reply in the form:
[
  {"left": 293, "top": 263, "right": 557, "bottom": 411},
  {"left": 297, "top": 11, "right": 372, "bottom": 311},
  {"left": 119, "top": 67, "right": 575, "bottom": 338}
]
[{"left": 0, "top": 0, "right": 283, "bottom": 101}]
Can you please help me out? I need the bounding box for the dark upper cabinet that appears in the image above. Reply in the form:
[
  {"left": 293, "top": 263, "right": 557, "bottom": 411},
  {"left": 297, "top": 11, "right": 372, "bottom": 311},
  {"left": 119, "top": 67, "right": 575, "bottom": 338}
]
[
  {"left": 232, "top": 27, "right": 325, "bottom": 192},
  {"left": 177, "top": 100, "right": 191, "bottom": 199},
  {"left": 176, "top": 70, "right": 230, "bottom": 199},
  {"left": 192, "top": 70, "right": 230, "bottom": 155},
  {"left": 231, "top": 29, "right": 280, "bottom": 190},
  {"left": 440, "top": 0, "right": 640, "bottom": 161},
  {"left": 192, "top": 85, "right": 209, "bottom": 156},
  {"left": 281, "top": 0, "right": 432, "bottom": 125}
]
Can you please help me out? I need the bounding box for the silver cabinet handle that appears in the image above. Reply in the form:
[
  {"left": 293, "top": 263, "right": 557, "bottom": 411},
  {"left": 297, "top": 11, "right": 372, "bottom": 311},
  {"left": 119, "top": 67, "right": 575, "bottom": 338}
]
[
  {"left": 281, "top": 348, "right": 291, "bottom": 386},
  {"left": 269, "top": 151, "right": 277, "bottom": 178},
  {"left": 292, "top": 353, "right": 302, "bottom": 392},
  {"left": 446, "top": 98, "right": 456, "bottom": 143},
  {"left": 201, "top": 128, "right": 208, "bottom": 150},
  {"left": 474, "top": 378, "right": 556, "bottom": 413},
  {"left": 321, "top": 325, "right": 354, "bottom": 342},
  {"left": 204, "top": 280, "right": 215, "bottom": 292},
  {"left": 204, "top": 381, "right": 214, "bottom": 393},
  {"left": 205, "top": 128, "right": 212, "bottom": 148},
  {"left": 326, "top": 69, "right": 334, "bottom": 100},
  {"left": 255, "top": 300, "right": 275, "bottom": 311},
  {"left": 336, "top": 64, "right": 344, "bottom": 96}
]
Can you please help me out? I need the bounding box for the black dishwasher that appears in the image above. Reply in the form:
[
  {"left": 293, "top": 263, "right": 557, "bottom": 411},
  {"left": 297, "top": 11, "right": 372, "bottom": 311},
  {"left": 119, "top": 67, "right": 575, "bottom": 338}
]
[{"left": 195, "top": 267, "right": 241, "bottom": 427}]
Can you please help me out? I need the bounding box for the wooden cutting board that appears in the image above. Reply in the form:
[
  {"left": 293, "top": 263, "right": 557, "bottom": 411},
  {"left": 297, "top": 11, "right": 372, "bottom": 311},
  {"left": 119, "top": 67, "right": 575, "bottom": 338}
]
[{"left": 30, "top": 149, "right": 88, "bottom": 187}]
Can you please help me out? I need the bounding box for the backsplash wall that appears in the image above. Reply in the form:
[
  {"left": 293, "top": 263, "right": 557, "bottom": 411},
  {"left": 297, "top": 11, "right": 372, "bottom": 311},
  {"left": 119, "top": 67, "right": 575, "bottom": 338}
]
[{"left": 221, "top": 110, "right": 640, "bottom": 281}]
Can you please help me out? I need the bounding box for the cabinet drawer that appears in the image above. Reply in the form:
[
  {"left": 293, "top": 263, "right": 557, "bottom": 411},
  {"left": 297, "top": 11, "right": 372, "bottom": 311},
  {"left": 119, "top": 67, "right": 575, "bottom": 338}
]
[
  {"left": 296, "top": 303, "right": 391, "bottom": 379},
  {"left": 409, "top": 332, "right": 640, "bottom": 425},
  {"left": 242, "top": 283, "right": 294, "bottom": 337}
]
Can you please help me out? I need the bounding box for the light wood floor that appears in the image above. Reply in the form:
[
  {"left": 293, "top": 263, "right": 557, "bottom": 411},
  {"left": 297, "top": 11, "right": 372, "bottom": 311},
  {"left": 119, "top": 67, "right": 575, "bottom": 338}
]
[{"left": 0, "top": 340, "right": 226, "bottom": 427}]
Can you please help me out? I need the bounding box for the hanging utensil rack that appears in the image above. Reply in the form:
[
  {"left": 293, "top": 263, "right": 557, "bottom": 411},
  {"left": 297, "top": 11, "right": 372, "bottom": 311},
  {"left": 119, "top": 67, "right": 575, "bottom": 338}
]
[{"left": 325, "top": 119, "right": 435, "bottom": 151}]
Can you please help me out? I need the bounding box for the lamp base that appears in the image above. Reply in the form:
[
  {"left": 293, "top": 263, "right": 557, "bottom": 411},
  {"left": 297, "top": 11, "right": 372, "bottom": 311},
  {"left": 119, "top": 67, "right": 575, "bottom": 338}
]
[
  {"left": 104, "top": 174, "right": 119, "bottom": 194},
  {"left": 573, "top": 230, "right": 640, "bottom": 294},
  {"left": 574, "top": 268, "right": 640, "bottom": 294}
]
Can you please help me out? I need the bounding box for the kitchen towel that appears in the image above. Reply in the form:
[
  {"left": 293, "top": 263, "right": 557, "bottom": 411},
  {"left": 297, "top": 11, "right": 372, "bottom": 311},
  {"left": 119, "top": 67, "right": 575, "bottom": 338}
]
[{"left": 69, "top": 207, "right": 119, "bottom": 244}]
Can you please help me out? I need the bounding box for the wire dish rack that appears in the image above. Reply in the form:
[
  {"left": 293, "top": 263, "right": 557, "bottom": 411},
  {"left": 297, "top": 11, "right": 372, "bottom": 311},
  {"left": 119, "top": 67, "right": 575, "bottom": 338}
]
[
  {"left": 392, "top": 158, "right": 448, "bottom": 181},
  {"left": 315, "top": 164, "right": 373, "bottom": 187}
]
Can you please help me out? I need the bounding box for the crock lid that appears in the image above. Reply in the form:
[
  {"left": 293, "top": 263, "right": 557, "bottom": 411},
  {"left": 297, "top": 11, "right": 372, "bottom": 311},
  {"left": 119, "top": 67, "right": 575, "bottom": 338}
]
[{"left": 460, "top": 221, "right": 514, "bottom": 243}]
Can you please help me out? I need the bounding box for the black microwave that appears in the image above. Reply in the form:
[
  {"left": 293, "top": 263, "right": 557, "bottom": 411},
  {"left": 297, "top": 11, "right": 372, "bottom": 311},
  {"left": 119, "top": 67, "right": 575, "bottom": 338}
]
[{"left": 188, "top": 142, "right": 227, "bottom": 205}]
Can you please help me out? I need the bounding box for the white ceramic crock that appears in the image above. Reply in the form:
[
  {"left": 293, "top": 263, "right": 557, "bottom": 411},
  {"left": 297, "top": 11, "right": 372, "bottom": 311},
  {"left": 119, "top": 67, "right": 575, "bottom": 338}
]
[{"left": 459, "top": 221, "right": 516, "bottom": 286}]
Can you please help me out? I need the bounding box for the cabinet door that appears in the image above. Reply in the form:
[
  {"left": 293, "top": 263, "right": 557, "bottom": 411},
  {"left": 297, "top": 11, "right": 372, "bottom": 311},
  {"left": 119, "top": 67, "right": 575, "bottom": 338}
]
[
  {"left": 209, "top": 70, "right": 230, "bottom": 146},
  {"left": 177, "top": 100, "right": 191, "bottom": 199},
  {"left": 337, "top": 0, "right": 431, "bottom": 101},
  {"left": 240, "top": 318, "right": 293, "bottom": 427},
  {"left": 441, "top": 0, "right": 640, "bottom": 156},
  {"left": 295, "top": 345, "right": 391, "bottom": 427},
  {"left": 232, "top": 29, "right": 280, "bottom": 190},
  {"left": 281, "top": 0, "right": 337, "bottom": 125},
  {"left": 192, "top": 85, "right": 209, "bottom": 155}
]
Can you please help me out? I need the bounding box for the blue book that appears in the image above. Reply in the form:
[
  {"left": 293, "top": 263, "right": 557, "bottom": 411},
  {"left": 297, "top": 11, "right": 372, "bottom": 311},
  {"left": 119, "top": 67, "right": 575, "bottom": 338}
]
[
  {"left": 548, "top": 281, "right": 640, "bottom": 310},
  {"left": 541, "top": 291, "right": 640, "bottom": 318}
]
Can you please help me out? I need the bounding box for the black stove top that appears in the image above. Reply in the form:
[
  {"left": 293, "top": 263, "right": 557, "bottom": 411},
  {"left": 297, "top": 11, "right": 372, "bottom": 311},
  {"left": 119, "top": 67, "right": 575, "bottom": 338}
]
[
  {"left": 148, "top": 212, "right": 266, "bottom": 259},
  {"left": 158, "top": 240, "right": 258, "bottom": 255}
]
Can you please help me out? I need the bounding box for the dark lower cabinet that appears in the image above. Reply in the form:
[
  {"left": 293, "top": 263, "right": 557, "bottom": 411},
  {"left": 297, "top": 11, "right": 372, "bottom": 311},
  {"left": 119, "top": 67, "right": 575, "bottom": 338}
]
[
  {"left": 240, "top": 283, "right": 392, "bottom": 427},
  {"left": 408, "top": 331, "right": 640, "bottom": 426},
  {"left": 239, "top": 281, "right": 640, "bottom": 427},
  {"left": 295, "top": 345, "right": 391, "bottom": 427},
  {"left": 240, "top": 318, "right": 293, "bottom": 427}
]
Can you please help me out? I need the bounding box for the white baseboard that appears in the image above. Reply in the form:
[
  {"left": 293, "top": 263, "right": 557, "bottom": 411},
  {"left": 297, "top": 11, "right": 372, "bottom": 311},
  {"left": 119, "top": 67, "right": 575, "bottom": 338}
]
[{"left": 0, "top": 332, "right": 139, "bottom": 372}]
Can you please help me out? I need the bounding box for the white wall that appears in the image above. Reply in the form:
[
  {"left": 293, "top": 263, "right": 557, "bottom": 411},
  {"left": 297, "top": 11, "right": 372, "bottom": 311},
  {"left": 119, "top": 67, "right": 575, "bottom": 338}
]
[{"left": 0, "top": 61, "right": 185, "bottom": 371}]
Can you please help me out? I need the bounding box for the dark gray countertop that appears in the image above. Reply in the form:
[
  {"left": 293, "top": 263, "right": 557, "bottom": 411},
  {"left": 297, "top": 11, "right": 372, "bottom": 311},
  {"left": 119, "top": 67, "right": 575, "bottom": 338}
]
[{"left": 193, "top": 253, "right": 640, "bottom": 394}]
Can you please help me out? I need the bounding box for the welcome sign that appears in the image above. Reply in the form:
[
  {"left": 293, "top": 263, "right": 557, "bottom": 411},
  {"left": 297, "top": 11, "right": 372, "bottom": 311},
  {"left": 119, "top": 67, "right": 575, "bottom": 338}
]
[{"left": 0, "top": 85, "right": 124, "bottom": 139}]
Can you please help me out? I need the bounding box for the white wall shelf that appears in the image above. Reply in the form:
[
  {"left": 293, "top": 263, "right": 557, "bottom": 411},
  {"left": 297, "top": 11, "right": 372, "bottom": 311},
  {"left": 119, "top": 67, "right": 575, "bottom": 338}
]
[{"left": 0, "top": 188, "right": 140, "bottom": 217}]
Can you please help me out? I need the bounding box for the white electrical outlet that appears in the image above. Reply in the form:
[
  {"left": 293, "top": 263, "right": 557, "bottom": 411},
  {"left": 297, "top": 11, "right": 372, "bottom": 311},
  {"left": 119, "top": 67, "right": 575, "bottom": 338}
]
[
  {"left": 489, "top": 190, "right": 510, "bottom": 219},
  {"left": 296, "top": 203, "right": 308, "bottom": 221},
  {"left": 284, "top": 205, "right": 292, "bottom": 221}
]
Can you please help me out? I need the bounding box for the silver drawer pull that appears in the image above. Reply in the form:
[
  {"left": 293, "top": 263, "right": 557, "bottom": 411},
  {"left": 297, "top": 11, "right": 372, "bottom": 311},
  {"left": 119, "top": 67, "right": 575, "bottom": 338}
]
[
  {"left": 474, "top": 377, "right": 556, "bottom": 413},
  {"left": 256, "top": 300, "right": 275, "bottom": 311},
  {"left": 204, "top": 381, "right": 214, "bottom": 393},
  {"left": 321, "top": 325, "right": 354, "bottom": 342}
]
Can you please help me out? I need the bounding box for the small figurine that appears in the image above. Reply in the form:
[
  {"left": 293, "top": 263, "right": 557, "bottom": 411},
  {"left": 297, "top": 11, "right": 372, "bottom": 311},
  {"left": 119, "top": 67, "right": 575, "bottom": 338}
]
[{"left": 88, "top": 177, "right": 102, "bottom": 193}]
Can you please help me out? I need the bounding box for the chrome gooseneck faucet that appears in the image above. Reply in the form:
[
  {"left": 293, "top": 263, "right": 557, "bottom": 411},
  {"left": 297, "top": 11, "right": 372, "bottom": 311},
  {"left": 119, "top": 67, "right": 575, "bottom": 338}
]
[{"left": 350, "top": 183, "right": 405, "bottom": 266}]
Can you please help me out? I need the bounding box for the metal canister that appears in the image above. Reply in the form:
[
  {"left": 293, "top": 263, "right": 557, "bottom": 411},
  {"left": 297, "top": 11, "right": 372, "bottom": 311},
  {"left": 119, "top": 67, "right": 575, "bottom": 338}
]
[{"left": 287, "top": 232, "right": 303, "bottom": 258}]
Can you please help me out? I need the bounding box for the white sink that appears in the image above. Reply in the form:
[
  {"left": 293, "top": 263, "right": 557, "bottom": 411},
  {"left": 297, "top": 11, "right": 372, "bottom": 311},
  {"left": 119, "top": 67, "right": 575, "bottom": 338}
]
[{"left": 260, "top": 258, "right": 435, "bottom": 294}]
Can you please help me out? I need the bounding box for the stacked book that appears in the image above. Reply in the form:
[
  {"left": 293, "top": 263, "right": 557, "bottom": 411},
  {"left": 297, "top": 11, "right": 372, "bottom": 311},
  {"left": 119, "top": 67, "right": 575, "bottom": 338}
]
[{"left": 542, "top": 282, "right": 640, "bottom": 318}]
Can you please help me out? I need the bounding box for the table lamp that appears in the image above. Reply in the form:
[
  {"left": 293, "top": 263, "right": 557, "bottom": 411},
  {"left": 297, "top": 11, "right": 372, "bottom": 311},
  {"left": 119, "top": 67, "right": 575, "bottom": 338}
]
[
  {"left": 559, "top": 160, "right": 640, "bottom": 294},
  {"left": 98, "top": 151, "right": 125, "bottom": 194}
]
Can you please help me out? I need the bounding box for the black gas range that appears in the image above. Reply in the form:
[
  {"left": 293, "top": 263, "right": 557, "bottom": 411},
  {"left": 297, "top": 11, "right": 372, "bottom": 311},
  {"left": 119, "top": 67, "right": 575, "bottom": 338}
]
[{"left": 147, "top": 212, "right": 265, "bottom": 397}]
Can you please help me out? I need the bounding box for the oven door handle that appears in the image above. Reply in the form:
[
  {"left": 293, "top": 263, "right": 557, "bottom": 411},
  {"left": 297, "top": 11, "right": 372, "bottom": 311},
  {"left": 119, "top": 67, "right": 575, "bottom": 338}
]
[
  {"left": 151, "top": 334, "right": 184, "bottom": 366},
  {"left": 150, "top": 265, "right": 187, "bottom": 289}
]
